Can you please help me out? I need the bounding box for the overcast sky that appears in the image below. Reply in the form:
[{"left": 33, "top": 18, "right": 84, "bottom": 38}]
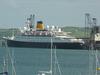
[{"left": 0, "top": 0, "right": 100, "bottom": 28}]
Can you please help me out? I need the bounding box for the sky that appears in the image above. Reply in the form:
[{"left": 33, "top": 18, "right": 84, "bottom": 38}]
[{"left": 0, "top": 0, "right": 100, "bottom": 28}]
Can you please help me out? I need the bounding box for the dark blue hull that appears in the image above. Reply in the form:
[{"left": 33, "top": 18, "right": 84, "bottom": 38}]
[{"left": 4, "top": 39, "right": 86, "bottom": 49}]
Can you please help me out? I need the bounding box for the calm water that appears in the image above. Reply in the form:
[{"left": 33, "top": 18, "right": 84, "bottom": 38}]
[{"left": 0, "top": 47, "right": 99, "bottom": 75}]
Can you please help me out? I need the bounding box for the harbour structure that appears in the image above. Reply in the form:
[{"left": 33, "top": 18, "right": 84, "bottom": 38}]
[
  {"left": 90, "top": 19, "right": 100, "bottom": 50},
  {"left": 3, "top": 14, "right": 85, "bottom": 49},
  {"left": 84, "top": 13, "right": 100, "bottom": 50}
]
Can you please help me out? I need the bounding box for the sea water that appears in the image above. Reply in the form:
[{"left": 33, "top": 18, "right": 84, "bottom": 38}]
[{"left": 0, "top": 47, "right": 99, "bottom": 75}]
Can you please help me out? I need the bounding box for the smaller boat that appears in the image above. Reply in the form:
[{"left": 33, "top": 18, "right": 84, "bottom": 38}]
[
  {"left": 0, "top": 72, "right": 8, "bottom": 75},
  {"left": 37, "top": 38, "right": 62, "bottom": 75},
  {"left": 0, "top": 47, "right": 16, "bottom": 75},
  {"left": 0, "top": 58, "right": 8, "bottom": 75}
]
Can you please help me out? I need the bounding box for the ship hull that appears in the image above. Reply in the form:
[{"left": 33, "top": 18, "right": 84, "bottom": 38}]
[{"left": 4, "top": 39, "right": 85, "bottom": 49}]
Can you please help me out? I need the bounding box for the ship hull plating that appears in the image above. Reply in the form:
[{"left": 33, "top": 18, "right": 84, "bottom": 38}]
[{"left": 5, "top": 39, "right": 85, "bottom": 49}]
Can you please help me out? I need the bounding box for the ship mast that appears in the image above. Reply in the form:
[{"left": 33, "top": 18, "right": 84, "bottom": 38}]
[
  {"left": 30, "top": 14, "right": 35, "bottom": 29},
  {"left": 50, "top": 35, "right": 53, "bottom": 75}
]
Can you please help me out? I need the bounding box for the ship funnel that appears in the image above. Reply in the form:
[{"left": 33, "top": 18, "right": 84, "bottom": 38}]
[{"left": 36, "top": 21, "right": 44, "bottom": 30}]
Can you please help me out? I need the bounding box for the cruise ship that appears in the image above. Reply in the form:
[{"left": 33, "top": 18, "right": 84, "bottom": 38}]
[{"left": 3, "top": 15, "right": 85, "bottom": 49}]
